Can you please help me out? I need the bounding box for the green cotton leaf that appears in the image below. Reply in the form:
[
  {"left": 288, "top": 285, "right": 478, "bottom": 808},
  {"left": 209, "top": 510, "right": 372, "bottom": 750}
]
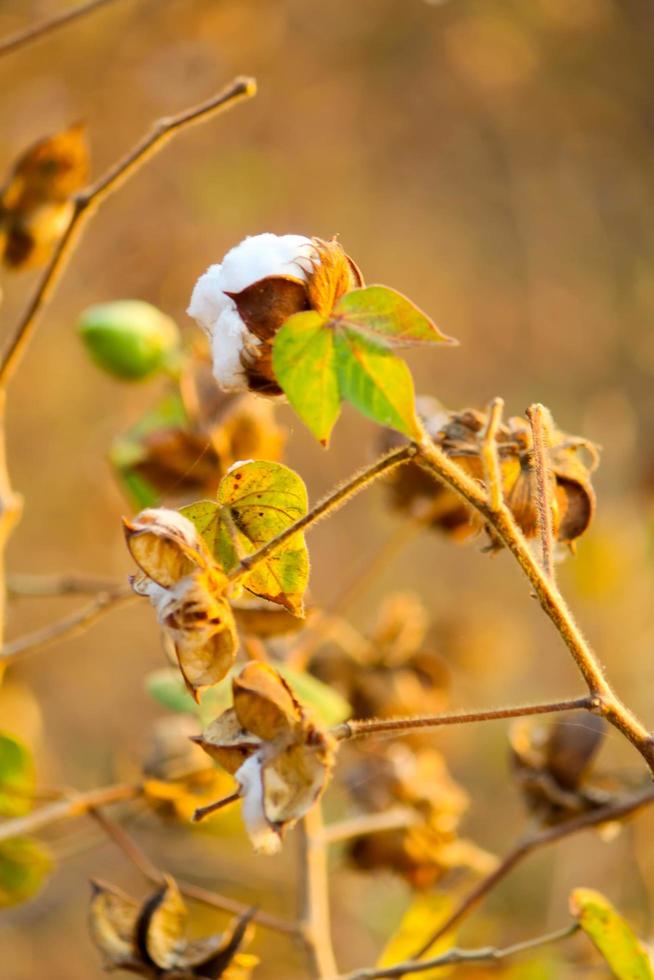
[
  {"left": 272, "top": 311, "right": 341, "bottom": 446},
  {"left": 377, "top": 893, "right": 456, "bottom": 978},
  {"left": 277, "top": 666, "right": 351, "bottom": 726},
  {"left": 333, "top": 286, "right": 455, "bottom": 348},
  {"left": 335, "top": 329, "right": 422, "bottom": 438},
  {"left": 570, "top": 887, "right": 654, "bottom": 980},
  {"left": 0, "top": 837, "right": 52, "bottom": 907},
  {"left": 0, "top": 732, "right": 35, "bottom": 818},
  {"left": 182, "top": 461, "right": 309, "bottom": 616}
]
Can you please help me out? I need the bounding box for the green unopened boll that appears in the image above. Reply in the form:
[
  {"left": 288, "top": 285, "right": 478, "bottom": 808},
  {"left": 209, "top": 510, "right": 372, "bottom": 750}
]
[{"left": 77, "top": 300, "right": 180, "bottom": 380}]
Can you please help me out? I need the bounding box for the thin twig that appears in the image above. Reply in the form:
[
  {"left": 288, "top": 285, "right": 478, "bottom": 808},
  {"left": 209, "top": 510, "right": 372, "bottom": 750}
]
[
  {"left": 413, "top": 787, "right": 654, "bottom": 958},
  {"left": 7, "top": 571, "right": 123, "bottom": 597},
  {"left": 334, "top": 923, "right": 579, "bottom": 980},
  {"left": 481, "top": 396, "right": 505, "bottom": 512},
  {"left": 320, "top": 807, "right": 418, "bottom": 845},
  {"left": 192, "top": 791, "right": 241, "bottom": 823},
  {"left": 0, "top": 76, "right": 257, "bottom": 388},
  {"left": 331, "top": 696, "right": 592, "bottom": 741},
  {"left": 298, "top": 804, "right": 338, "bottom": 978},
  {"left": 0, "top": 586, "right": 135, "bottom": 664},
  {"left": 0, "top": 0, "right": 126, "bottom": 57},
  {"left": 413, "top": 429, "right": 654, "bottom": 771},
  {"left": 526, "top": 404, "right": 555, "bottom": 580},
  {"left": 0, "top": 782, "right": 139, "bottom": 843},
  {"left": 89, "top": 809, "right": 298, "bottom": 935},
  {"left": 228, "top": 446, "right": 417, "bottom": 587}
]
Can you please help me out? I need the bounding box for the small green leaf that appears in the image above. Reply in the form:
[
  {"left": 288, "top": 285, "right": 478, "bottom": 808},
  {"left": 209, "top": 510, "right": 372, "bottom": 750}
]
[
  {"left": 334, "top": 286, "right": 455, "bottom": 348},
  {"left": 77, "top": 300, "right": 180, "bottom": 381},
  {"left": 272, "top": 311, "right": 341, "bottom": 445},
  {"left": 0, "top": 732, "right": 35, "bottom": 818},
  {"left": 278, "top": 667, "right": 351, "bottom": 726},
  {"left": 570, "top": 887, "right": 654, "bottom": 979},
  {"left": 0, "top": 837, "right": 52, "bottom": 907},
  {"left": 377, "top": 893, "right": 456, "bottom": 978},
  {"left": 335, "top": 329, "right": 421, "bottom": 438},
  {"left": 182, "top": 461, "right": 309, "bottom": 616}
]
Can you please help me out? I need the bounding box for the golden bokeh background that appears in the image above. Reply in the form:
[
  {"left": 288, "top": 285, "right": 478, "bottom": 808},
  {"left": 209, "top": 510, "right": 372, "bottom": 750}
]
[{"left": 1, "top": 0, "right": 654, "bottom": 976}]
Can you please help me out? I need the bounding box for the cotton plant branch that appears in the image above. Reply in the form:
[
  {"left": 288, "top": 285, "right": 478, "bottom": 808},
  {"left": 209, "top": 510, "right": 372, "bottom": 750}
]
[
  {"left": 0, "top": 584, "right": 135, "bottom": 664},
  {"left": 298, "top": 804, "right": 339, "bottom": 978},
  {"left": 334, "top": 923, "right": 579, "bottom": 980},
  {"left": 331, "top": 696, "right": 593, "bottom": 741},
  {"left": 0, "top": 76, "right": 257, "bottom": 387},
  {"left": 89, "top": 808, "right": 299, "bottom": 936},
  {"left": 7, "top": 571, "right": 124, "bottom": 596},
  {"left": 413, "top": 786, "right": 654, "bottom": 958},
  {"left": 413, "top": 414, "right": 654, "bottom": 772},
  {"left": 0, "top": 0, "right": 129, "bottom": 58},
  {"left": 0, "top": 781, "right": 140, "bottom": 844}
]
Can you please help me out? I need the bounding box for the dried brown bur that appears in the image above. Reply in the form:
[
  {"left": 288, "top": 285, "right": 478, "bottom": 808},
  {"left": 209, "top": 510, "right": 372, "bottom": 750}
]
[
  {"left": 346, "top": 743, "right": 496, "bottom": 889},
  {"left": 383, "top": 399, "right": 599, "bottom": 551},
  {"left": 228, "top": 237, "right": 362, "bottom": 394},
  {"left": 510, "top": 713, "right": 616, "bottom": 827},
  {"left": 309, "top": 592, "right": 450, "bottom": 724},
  {"left": 0, "top": 123, "right": 89, "bottom": 270},
  {"left": 125, "top": 508, "right": 238, "bottom": 699},
  {"left": 134, "top": 359, "right": 287, "bottom": 501},
  {"left": 89, "top": 876, "right": 257, "bottom": 978},
  {"left": 193, "top": 663, "right": 336, "bottom": 853}
]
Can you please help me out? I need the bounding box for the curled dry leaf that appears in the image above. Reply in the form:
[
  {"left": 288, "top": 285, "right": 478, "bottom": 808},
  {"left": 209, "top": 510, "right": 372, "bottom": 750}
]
[
  {"left": 0, "top": 123, "right": 89, "bottom": 270},
  {"left": 193, "top": 662, "right": 336, "bottom": 853},
  {"left": 89, "top": 876, "right": 257, "bottom": 978},
  {"left": 510, "top": 713, "right": 617, "bottom": 827},
  {"left": 125, "top": 508, "right": 238, "bottom": 699},
  {"left": 382, "top": 399, "right": 599, "bottom": 552}
]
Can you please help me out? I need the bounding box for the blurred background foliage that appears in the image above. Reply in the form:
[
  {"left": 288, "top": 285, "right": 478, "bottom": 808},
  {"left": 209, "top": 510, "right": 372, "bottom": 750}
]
[{"left": 1, "top": 0, "right": 654, "bottom": 976}]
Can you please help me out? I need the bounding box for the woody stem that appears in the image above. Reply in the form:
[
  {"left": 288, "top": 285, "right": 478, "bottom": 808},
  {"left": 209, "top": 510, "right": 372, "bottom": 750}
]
[
  {"left": 227, "top": 446, "right": 417, "bottom": 585},
  {"left": 413, "top": 427, "right": 654, "bottom": 773}
]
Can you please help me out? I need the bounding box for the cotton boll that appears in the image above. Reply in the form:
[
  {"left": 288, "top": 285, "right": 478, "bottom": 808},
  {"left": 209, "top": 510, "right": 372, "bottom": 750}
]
[
  {"left": 219, "top": 234, "right": 315, "bottom": 294},
  {"left": 236, "top": 754, "right": 281, "bottom": 855}
]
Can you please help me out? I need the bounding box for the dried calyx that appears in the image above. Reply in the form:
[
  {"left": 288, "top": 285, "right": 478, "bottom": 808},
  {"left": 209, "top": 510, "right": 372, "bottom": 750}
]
[
  {"left": 0, "top": 123, "right": 89, "bottom": 270},
  {"left": 187, "top": 233, "right": 362, "bottom": 394},
  {"left": 89, "top": 875, "right": 257, "bottom": 978},
  {"left": 192, "top": 662, "right": 336, "bottom": 854},
  {"left": 124, "top": 508, "right": 238, "bottom": 699},
  {"left": 510, "top": 713, "right": 618, "bottom": 827},
  {"left": 384, "top": 399, "right": 599, "bottom": 552}
]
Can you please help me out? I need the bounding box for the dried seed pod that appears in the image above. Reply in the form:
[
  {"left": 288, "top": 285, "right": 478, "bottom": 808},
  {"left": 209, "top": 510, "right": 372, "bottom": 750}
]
[
  {"left": 89, "top": 877, "right": 257, "bottom": 978},
  {"left": 510, "top": 713, "right": 614, "bottom": 826},
  {"left": 0, "top": 123, "right": 89, "bottom": 270},
  {"left": 382, "top": 401, "right": 598, "bottom": 551},
  {"left": 193, "top": 663, "right": 337, "bottom": 853},
  {"left": 187, "top": 233, "right": 362, "bottom": 394}
]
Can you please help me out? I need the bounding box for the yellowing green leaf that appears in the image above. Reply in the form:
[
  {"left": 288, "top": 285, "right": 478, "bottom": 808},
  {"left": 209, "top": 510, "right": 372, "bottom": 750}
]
[
  {"left": 272, "top": 311, "right": 341, "bottom": 445},
  {"left": 377, "top": 893, "right": 456, "bottom": 978},
  {"left": 335, "top": 329, "right": 421, "bottom": 438},
  {"left": 0, "top": 732, "right": 35, "bottom": 817},
  {"left": 570, "top": 887, "right": 654, "bottom": 980},
  {"left": 182, "top": 461, "right": 309, "bottom": 616},
  {"left": 334, "top": 286, "right": 455, "bottom": 348},
  {"left": 0, "top": 837, "right": 52, "bottom": 907}
]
